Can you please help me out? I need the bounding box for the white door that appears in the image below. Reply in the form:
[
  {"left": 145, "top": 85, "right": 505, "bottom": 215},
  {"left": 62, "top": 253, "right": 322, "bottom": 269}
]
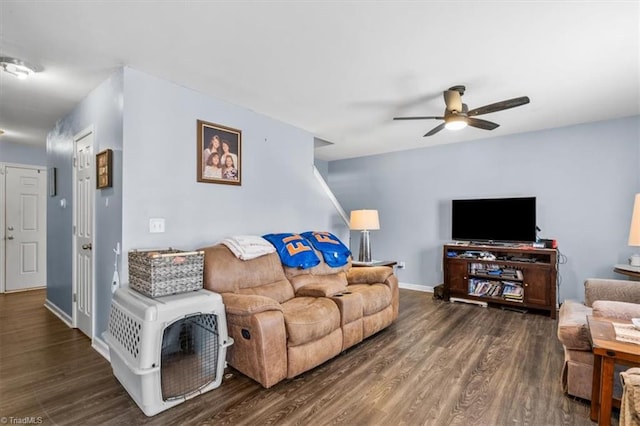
[
  {"left": 74, "top": 130, "right": 94, "bottom": 338},
  {"left": 5, "top": 166, "right": 47, "bottom": 291}
]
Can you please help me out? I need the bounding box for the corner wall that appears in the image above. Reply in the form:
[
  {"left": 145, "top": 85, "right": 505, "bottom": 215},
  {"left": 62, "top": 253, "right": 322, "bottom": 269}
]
[
  {"left": 45, "top": 67, "right": 347, "bottom": 339},
  {"left": 46, "top": 67, "right": 348, "bottom": 339},
  {"left": 121, "top": 68, "right": 342, "bottom": 253},
  {"left": 115, "top": 68, "right": 345, "bottom": 333},
  {"left": 46, "top": 69, "right": 124, "bottom": 324}
]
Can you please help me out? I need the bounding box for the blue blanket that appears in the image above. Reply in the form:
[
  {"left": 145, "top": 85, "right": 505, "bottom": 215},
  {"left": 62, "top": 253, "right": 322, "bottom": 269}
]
[
  {"left": 262, "top": 233, "right": 320, "bottom": 269},
  {"left": 300, "top": 231, "right": 351, "bottom": 267}
]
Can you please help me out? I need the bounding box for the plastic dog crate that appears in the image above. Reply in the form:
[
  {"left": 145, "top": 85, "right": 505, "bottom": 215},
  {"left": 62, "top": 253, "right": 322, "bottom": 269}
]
[{"left": 104, "top": 287, "right": 233, "bottom": 416}]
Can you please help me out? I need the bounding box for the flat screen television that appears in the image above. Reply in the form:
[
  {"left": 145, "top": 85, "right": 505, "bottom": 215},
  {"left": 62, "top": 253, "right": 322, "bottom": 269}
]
[{"left": 451, "top": 196, "right": 536, "bottom": 243}]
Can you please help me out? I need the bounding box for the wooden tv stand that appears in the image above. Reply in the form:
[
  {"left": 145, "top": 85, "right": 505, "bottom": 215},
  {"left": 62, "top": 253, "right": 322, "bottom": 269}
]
[{"left": 443, "top": 243, "right": 558, "bottom": 318}]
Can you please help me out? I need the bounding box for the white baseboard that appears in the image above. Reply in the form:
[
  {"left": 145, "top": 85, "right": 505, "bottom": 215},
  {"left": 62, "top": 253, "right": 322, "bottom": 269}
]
[
  {"left": 92, "top": 336, "right": 111, "bottom": 362},
  {"left": 44, "top": 299, "right": 73, "bottom": 327},
  {"left": 399, "top": 282, "right": 434, "bottom": 293}
]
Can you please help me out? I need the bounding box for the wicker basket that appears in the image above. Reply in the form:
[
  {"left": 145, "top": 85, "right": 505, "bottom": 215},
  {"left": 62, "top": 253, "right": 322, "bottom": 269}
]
[{"left": 128, "top": 248, "right": 204, "bottom": 297}]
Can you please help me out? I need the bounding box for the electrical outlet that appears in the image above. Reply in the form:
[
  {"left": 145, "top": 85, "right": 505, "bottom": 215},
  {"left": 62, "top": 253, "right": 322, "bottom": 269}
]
[
  {"left": 397, "top": 261, "right": 406, "bottom": 269},
  {"left": 149, "top": 218, "right": 165, "bottom": 233}
]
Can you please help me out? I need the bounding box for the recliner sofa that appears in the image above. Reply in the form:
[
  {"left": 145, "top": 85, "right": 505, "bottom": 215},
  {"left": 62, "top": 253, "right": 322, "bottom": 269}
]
[
  {"left": 200, "top": 243, "right": 399, "bottom": 388},
  {"left": 557, "top": 278, "right": 640, "bottom": 400}
]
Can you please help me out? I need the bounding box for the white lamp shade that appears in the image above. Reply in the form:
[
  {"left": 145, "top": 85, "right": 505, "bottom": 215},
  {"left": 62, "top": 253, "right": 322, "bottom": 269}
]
[
  {"left": 350, "top": 209, "right": 380, "bottom": 230},
  {"left": 629, "top": 194, "right": 640, "bottom": 246}
]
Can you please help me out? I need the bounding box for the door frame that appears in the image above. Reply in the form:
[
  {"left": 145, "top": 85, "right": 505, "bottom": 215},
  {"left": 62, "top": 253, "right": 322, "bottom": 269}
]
[
  {"left": 0, "top": 162, "right": 47, "bottom": 294},
  {"left": 71, "top": 125, "right": 96, "bottom": 337}
]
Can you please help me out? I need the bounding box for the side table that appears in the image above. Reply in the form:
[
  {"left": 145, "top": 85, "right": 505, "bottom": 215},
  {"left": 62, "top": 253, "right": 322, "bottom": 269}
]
[
  {"left": 614, "top": 264, "right": 640, "bottom": 280},
  {"left": 588, "top": 316, "right": 640, "bottom": 426}
]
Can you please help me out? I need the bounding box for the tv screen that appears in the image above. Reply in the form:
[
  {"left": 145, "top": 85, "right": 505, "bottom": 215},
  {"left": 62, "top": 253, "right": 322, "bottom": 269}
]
[{"left": 451, "top": 197, "right": 536, "bottom": 243}]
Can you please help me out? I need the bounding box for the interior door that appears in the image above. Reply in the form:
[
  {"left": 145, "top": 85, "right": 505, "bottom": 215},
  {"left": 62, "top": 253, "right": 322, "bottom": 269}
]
[
  {"left": 5, "top": 166, "right": 47, "bottom": 291},
  {"left": 74, "top": 131, "right": 94, "bottom": 338}
]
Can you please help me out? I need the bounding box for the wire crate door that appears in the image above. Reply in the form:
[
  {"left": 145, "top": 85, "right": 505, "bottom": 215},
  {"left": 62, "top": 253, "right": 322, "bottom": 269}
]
[{"left": 161, "top": 313, "right": 220, "bottom": 400}]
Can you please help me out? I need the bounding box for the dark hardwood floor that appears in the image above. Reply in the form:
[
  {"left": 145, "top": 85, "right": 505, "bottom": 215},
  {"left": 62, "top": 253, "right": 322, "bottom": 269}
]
[{"left": 0, "top": 288, "right": 612, "bottom": 425}]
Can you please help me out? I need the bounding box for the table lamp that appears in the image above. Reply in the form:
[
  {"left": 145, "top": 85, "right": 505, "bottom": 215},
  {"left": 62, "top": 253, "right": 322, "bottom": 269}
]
[
  {"left": 350, "top": 209, "right": 380, "bottom": 263},
  {"left": 629, "top": 193, "right": 640, "bottom": 266}
]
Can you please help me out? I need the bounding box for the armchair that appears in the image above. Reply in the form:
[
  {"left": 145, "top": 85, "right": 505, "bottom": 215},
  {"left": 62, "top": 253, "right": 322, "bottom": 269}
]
[{"left": 557, "top": 278, "right": 640, "bottom": 400}]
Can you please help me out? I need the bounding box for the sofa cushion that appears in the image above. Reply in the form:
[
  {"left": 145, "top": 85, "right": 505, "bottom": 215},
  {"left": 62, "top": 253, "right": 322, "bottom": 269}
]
[
  {"left": 237, "top": 280, "right": 295, "bottom": 303},
  {"left": 281, "top": 297, "right": 340, "bottom": 346},
  {"left": 593, "top": 300, "right": 640, "bottom": 320},
  {"left": 201, "top": 244, "right": 294, "bottom": 303},
  {"left": 557, "top": 300, "right": 592, "bottom": 351},
  {"left": 284, "top": 249, "right": 350, "bottom": 293},
  {"left": 346, "top": 283, "right": 392, "bottom": 316}
]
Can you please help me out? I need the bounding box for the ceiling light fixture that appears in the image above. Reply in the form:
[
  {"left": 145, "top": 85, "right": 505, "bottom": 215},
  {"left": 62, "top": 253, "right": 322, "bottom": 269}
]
[
  {"left": 444, "top": 114, "right": 468, "bottom": 131},
  {"left": 0, "top": 57, "right": 42, "bottom": 80}
]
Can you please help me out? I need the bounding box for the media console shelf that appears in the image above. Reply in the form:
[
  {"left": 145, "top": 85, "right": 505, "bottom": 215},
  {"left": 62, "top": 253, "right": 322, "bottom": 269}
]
[{"left": 443, "top": 244, "right": 558, "bottom": 319}]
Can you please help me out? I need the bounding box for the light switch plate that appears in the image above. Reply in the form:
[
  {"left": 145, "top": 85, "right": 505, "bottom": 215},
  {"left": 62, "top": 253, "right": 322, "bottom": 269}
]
[{"left": 149, "top": 218, "right": 165, "bottom": 233}]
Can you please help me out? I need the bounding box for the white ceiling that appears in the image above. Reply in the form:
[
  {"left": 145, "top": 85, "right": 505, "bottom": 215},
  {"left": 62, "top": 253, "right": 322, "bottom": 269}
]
[{"left": 1, "top": 1, "right": 638, "bottom": 161}]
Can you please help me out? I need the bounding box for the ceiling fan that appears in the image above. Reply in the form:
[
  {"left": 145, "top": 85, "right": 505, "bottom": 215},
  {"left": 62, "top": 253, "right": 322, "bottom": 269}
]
[{"left": 393, "top": 85, "right": 530, "bottom": 137}]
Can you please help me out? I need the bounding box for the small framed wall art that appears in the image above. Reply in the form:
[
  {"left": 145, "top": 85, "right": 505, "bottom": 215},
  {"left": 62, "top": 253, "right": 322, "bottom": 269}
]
[
  {"left": 96, "top": 149, "right": 113, "bottom": 189},
  {"left": 48, "top": 167, "right": 57, "bottom": 197},
  {"left": 197, "top": 119, "right": 242, "bottom": 186}
]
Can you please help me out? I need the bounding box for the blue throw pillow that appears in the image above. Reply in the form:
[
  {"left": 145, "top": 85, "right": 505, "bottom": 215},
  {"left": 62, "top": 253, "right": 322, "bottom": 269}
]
[
  {"left": 300, "top": 231, "right": 352, "bottom": 267},
  {"left": 262, "top": 233, "right": 320, "bottom": 269}
]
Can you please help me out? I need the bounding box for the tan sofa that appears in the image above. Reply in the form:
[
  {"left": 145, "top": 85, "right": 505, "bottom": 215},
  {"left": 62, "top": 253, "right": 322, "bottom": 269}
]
[
  {"left": 557, "top": 278, "right": 640, "bottom": 400},
  {"left": 200, "top": 243, "right": 399, "bottom": 388}
]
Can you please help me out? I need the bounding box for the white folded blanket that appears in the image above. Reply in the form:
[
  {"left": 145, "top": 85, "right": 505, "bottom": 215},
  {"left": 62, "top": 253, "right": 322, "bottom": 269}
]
[{"left": 221, "top": 235, "right": 276, "bottom": 260}]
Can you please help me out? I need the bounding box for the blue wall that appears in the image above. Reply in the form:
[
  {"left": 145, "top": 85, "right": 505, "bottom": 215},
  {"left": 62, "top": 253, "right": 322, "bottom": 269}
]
[
  {"left": 315, "top": 158, "right": 329, "bottom": 181},
  {"left": 46, "top": 67, "right": 346, "bottom": 339},
  {"left": 328, "top": 116, "right": 640, "bottom": 303},
  {"left": 0, "top": 141, "right": 46, "bottom": 166},
  {"left": 46, "top": 69, "right": 124, "bottom": 328},
  {"left": 121, "top": 68, "right": 343, "bottom": 259}
]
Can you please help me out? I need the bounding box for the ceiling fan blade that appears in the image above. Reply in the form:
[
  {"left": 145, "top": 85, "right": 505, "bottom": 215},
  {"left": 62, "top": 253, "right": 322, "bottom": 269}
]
[
  {"left": 467, "top": 96, "right": 530, "bottom": 117},
  {"left": 444, "top": 90, "right": 463, "bottom": 112},
  {"left": 467, "top": 117, "right": 500, "bottom": 130},
  {"left": 393, "top": 116, "right": 443, "bottom": 121},
  {"left": 424, "top": 123, "right": 446, "bottom": 137}
]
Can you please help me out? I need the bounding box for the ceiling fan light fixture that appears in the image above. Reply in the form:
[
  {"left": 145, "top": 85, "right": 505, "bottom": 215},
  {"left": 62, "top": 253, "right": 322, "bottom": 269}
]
[
  {"left": 444, "top": 116, "right": 468, "bottom": 131},
  {"left": 394, "top": 85, "right": 529, "bottom": 137},
  {"left": 0, "top": 56, "right": 42, "bottom": 80}
]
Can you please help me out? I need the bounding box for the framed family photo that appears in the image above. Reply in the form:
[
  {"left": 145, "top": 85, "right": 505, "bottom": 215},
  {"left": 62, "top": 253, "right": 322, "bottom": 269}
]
[{"left": 197, "top": 119, "right": 242, "bottom": 186}]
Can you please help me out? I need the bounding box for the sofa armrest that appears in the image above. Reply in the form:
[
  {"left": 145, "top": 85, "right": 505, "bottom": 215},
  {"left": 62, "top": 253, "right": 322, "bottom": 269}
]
[
  {"left": 585, "top": 279, "right": 640, "bottom": 307},
  {"left": 557, "top": 299, "right": 592, "bottom": 351},
  {"left": 347, "top": 266, "right": 393, "bottom": 285},
  {"left": 593, "top": 300, "right": 640, "bottom": 320},
  {"left": 221, "top": 293, "right": 283, "bottom": 316},
  {"left": 347, "top": 266, "right": 400, "bottom": 321}
]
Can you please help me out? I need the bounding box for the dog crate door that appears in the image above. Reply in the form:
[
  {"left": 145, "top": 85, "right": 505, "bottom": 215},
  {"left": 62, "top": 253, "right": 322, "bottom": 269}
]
[{"left": 161, "top": 313, "right": 220, "bottom": 400}]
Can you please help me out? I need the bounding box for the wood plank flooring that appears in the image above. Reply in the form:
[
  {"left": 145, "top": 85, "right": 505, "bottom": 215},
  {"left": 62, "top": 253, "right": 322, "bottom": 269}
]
[{"left": 0, "top": 289, "right": 613, "bottom": 425}]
